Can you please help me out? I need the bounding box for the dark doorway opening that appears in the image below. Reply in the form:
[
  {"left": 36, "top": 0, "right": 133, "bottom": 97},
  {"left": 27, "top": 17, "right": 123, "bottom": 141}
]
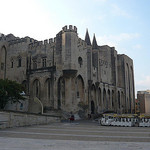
[{"left": 91, "top": 100, "right": 95, "bottom": 114}]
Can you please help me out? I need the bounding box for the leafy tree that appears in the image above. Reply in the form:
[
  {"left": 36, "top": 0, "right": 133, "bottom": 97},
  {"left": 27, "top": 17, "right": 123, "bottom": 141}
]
[{"left": 0, "top": 79, "right": 25, "bottom": 109}]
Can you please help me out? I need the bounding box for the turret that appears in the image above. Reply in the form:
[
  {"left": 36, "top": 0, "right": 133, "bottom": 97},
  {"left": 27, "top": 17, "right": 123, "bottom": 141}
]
[
  {"left": 62, "top": 25, "right": 77, "bottom": 33},
  {"left": 85, "top": 29, "right": 91, "bottom": 46},
  {"left": 92, "top": 34, "right": 98, "bottom": 69},
  {"left": 92, "top": 34, "right": 98, "bottom": 49},
  {"left": 61, "top": 25, "right": 78, "bottom": 74}
]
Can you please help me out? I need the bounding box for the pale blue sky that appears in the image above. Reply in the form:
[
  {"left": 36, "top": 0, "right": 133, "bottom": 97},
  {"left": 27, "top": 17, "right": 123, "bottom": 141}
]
[{"left": 0, "top": 0, "right": 150, "bottom": 95}]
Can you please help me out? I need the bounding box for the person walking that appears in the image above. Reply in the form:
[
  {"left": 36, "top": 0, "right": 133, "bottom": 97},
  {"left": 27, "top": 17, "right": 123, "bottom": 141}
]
[{"left": 69, "top": 112, "right": 75, "bottom": 123}]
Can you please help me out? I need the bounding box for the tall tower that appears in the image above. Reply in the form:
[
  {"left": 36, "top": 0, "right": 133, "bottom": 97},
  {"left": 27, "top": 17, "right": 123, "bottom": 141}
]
[{"left": 61, "top": 25, "right": 78, "bottom": 71}]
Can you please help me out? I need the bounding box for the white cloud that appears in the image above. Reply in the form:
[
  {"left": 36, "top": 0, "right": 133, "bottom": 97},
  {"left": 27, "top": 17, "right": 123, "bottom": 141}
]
[{"left": 111, "top": 4, "right": 132, "bottom": 18}]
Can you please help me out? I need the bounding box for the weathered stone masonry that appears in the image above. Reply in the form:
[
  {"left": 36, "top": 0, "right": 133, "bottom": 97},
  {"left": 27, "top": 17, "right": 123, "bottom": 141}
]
[{"left": 0, "top": 25, "right": 135, "bottom": 116}]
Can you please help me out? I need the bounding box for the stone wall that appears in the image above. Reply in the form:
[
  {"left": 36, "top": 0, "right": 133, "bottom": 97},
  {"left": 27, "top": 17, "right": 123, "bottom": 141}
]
[{"left": 0, "top": 111, "right": 60, "bottom": 129}]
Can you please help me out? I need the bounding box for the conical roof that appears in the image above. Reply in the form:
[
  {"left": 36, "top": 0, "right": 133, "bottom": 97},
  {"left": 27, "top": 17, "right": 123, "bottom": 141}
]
[
  {"left": 92, "top": 34, "right": 98, "bottom": 49},
  {"left": 85, "top": 29, "right": 91, "bottom": 46}
]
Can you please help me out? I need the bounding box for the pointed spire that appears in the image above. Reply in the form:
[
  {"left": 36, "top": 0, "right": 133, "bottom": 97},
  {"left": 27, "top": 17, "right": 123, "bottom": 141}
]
[
  {"left": 85, "top": 29, "right": 91, "bottom": 46},
  {"left": 92, "top": 34, "right": 98, "bottom": 49}
]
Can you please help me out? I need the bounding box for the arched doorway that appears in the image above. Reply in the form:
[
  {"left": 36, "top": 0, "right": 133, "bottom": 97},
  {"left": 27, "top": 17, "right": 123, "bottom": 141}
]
[
  {"left": 91, "top": 100, "right": 95, "bottom": 114},
  {"left": 103, "top": 88, "right": 106, "bottom": 110}
]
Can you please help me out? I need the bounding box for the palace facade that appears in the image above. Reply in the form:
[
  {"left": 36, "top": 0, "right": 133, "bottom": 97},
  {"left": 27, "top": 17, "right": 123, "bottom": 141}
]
[{"left": 0, "top": 25, "right": 135, "bottom": 116}]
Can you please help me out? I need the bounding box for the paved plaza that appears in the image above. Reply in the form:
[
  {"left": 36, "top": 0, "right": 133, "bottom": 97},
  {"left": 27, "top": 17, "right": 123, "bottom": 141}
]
[{"left": 0, "top": 120, "right": 150, "bottom": 150}]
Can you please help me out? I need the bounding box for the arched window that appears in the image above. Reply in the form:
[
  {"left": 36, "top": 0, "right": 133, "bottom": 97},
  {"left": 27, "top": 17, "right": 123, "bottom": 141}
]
[
  {"left": 78, "top": 57, "right": 83, "bottom": 67},
  {"left": 18, "top": 56, "right": 22, "bottom": 67}
]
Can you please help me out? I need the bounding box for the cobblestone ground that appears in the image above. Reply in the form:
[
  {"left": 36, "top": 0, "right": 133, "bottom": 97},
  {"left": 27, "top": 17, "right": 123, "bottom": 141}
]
[{"left": 0, "top": 120, "right": 150, "bottom": 150}]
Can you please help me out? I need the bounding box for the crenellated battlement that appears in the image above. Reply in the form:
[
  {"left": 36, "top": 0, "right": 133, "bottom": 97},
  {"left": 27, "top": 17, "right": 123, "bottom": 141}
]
[
  {"left": 8, "top": 37, "right": 33, "bottom": 47},
  {"left": 62, "top": 25, "right": 77, "bottom": 33},
  {"left": 28, "top": 38, "right": 56, "bottom": 50}
]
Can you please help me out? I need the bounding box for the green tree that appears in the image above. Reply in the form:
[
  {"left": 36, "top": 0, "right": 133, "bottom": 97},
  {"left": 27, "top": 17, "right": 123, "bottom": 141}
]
[{"left": 0, "top": 79, "right": 25, "bottom": 109}]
